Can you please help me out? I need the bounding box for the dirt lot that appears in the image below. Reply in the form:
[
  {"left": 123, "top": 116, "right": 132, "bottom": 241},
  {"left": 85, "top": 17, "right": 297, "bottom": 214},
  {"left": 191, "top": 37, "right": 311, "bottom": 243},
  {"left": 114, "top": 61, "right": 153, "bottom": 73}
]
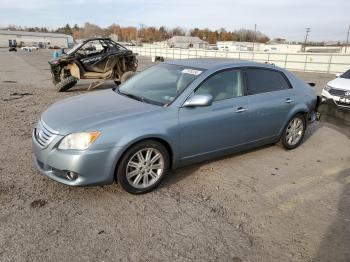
[{"left": 0, "top": 49, "right": 349, "bottom": 262}]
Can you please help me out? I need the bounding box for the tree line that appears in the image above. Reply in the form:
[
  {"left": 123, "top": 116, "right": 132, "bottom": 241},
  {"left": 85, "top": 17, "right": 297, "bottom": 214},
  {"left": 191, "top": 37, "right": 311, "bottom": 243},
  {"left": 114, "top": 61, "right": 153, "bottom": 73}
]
[{"left": 4, "top": 23, "right": 270, "bottom": 44}]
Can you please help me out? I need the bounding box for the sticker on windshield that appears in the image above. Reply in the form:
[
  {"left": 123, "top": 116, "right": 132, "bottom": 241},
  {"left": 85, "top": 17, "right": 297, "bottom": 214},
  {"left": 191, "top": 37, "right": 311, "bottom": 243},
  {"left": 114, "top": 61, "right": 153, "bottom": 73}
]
[{"left": 181, "top": 69, "right": 202, "bottom": 75}]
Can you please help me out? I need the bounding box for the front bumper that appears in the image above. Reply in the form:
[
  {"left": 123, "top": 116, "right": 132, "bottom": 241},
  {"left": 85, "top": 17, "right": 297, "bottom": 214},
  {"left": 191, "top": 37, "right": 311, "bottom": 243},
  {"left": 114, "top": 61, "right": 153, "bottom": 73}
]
[
  {"left": 321, "top": 90, "right": 350, "bottom": 108},
  {"left": 32, "top": 130, "right": 122, "bottom": 186},
  {"left": 321, "top": 89, "right": 335, "bottom": 101}
]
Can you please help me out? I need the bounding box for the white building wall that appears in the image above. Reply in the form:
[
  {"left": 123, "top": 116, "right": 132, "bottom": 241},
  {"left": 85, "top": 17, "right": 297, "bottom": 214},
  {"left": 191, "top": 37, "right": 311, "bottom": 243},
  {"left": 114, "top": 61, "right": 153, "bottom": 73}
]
[
  {"left": 216, "top": 41, "right": 349, "bottom": 54},
  {"left": 0, "top": 33, "right": 71, "bottom": 48},
  {"left": 262, "top": 44, "right": 302, "bottom": 53},
  {"left": 217, "top": 41, "right": 303, "bottom": 53}
]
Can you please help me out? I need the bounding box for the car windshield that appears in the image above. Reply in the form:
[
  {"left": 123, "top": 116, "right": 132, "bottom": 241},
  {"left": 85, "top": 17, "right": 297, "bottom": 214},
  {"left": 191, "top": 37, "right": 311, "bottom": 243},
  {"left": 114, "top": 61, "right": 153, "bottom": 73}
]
[
  {"left": 117, "top": 63, "right": 204, "bottom": 106},
  {"left": 340, "top": 69, "right": 350, "bottom": 79}
]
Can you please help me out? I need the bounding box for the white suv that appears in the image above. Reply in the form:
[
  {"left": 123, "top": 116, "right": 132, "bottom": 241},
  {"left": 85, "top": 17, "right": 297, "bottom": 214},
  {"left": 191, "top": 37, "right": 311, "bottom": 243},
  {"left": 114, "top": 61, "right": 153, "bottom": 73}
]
[{"left": 322, "top": 69, "right": 350, "bottom": 108}]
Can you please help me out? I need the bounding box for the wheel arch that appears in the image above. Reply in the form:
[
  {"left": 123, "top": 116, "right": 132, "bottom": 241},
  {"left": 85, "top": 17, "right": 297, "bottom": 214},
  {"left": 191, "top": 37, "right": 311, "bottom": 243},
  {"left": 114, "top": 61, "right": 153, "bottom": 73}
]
[
  {"left": 113, "top": 136, "right": 175, "bottom": 179},
  {"left": 279, "top": 106, "right": 309, "bottom": 136},
  {"left": 291, "top": 110, "right": 308, "bottom": 123},
  {"left": 65, "top": 62, "right": 81, "bottom": 79},
  {"left": 279, "top": 111, "right": 308, "bottom": 149}
]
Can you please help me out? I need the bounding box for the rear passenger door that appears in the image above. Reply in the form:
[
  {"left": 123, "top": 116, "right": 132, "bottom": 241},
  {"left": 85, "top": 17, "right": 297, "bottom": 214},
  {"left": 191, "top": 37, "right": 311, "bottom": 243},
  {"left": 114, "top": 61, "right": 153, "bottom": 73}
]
[{"left": 244, "top": 68, "right": 296, "bottom": 141}]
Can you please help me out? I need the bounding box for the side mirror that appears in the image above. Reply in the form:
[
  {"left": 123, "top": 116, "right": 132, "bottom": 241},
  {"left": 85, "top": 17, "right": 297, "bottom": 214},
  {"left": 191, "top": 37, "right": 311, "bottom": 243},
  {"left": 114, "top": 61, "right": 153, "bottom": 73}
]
[
  {"left": 335, "top": 73, "right": 340, "bottom": 78},
  {"left": 183, "top": 94, "right": 213, "bottom": 107}
]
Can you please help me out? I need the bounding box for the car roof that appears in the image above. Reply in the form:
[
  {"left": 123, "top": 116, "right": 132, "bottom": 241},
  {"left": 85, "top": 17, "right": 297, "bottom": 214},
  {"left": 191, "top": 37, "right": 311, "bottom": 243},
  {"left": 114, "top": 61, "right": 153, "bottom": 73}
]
[
  {"left": 82, "top": 37, "right": 112, "bottom": 43},
  {"left": 165, "top": 58, "right": 276, "bottom": 70}
]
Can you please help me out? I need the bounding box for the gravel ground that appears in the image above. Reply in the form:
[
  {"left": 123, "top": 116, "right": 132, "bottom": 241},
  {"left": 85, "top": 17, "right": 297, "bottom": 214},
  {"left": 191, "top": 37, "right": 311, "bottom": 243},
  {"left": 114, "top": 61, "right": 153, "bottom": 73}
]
[{"left": 0, "top": 49, "right": 349, "bottom": 262}]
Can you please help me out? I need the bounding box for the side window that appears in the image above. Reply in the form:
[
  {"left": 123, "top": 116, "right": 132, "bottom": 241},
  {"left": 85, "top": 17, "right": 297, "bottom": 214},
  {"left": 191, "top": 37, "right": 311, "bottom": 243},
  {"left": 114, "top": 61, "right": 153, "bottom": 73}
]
[
  {"left": 77, "top": 40, "right": 104, "bottom": 55},
  {"left": 245, "top": 68, "right": 290, "bottom": 95},
  {"left": 195, "top": 70, "right": 244, "bottom": 101}
]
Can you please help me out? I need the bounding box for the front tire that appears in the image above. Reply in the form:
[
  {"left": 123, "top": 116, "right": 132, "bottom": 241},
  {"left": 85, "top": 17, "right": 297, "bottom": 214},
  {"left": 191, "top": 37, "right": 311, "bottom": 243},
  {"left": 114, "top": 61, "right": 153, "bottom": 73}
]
[
  {"left": 116, "top": 140, "right": 170, "bottom": 194},
  {"left": 55, "top": 76, "right": 77, "bottom": 92},
  {"left": 280, "top": 114, "right": 306, "bottom": 150}
]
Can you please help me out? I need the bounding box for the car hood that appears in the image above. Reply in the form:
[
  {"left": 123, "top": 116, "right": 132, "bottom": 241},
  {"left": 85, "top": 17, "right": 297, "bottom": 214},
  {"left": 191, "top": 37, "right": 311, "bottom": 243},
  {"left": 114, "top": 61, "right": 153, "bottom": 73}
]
[
  {"left": 41, "top": 89, "right": 160, "bottom": 135},
  {"left": 328, "top": 77, "right": 350, "bottom": 90}
]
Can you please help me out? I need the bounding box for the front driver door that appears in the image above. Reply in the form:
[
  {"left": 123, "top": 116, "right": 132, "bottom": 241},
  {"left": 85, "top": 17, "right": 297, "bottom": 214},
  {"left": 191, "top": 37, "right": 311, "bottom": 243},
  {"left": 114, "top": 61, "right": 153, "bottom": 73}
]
[{"left": 178, "top": 69, "right": 250, "bottom": 160}]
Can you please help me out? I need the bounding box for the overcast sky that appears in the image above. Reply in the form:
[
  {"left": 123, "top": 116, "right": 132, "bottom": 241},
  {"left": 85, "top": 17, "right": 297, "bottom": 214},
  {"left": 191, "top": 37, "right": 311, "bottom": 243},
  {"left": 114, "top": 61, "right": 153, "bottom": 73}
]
[{"left": 0, "top": 0, "right": 349, "bottom": 42}]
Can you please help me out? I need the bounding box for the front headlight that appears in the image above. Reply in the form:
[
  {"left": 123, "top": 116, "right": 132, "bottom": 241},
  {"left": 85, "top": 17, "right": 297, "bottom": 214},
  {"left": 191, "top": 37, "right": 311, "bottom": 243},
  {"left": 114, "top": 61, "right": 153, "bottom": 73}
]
[
  {"left": 58, "top": 131, "right": 101, "bottom": 150},
  {"left": 324, "top": 85, "right": 332, "bottom": 91}
]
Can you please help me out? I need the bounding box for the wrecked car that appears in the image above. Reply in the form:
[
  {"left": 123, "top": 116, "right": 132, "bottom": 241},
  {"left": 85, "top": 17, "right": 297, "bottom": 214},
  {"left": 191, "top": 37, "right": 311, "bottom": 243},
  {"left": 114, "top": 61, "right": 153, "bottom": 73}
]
[
  {"left": 322, "top": 69, "right": 350, "bottom": 109},
  {"left": 33, "top": 59, "right": 318, "bottom": 194},
  {"left": 49, "top": 38, "right": 138, "bottom": 92}
]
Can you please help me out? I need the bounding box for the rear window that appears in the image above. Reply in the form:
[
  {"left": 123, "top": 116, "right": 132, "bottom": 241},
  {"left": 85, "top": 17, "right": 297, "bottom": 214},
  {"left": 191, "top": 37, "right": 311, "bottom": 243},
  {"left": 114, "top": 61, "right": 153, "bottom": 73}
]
[{"left": 246, "top": 68, "right": 290, "bottom": 95}]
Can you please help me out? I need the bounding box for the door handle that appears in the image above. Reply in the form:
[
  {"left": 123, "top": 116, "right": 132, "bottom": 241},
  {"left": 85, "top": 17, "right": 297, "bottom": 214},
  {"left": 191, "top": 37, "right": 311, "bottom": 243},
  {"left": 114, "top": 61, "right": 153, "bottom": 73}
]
[
  {"left": 235, "top": 107, "right": 248, "bottom": 113},
  {"left": 285, "top": 98, "right": 294, "bottom": 104}
]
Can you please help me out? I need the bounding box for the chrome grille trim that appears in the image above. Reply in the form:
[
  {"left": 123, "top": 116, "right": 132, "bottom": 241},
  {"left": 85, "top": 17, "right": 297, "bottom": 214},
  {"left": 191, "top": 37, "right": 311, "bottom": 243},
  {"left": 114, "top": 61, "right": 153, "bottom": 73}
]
[
  {"left": 35, "top": 120, "right": 59, "bottom": 148},
  {"left": 328, "top": 88, "right": 347, "bottom": 97}
]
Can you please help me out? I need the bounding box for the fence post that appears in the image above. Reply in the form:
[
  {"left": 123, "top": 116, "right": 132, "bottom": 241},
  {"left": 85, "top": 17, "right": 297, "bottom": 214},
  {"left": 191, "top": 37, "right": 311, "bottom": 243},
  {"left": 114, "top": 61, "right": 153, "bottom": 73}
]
[
  {"left": 304, "top": 54, "right": 308, "bottom": 72},
  {"left": 327, "top": 54, "right": 332, "bottom": 74},
  {"left": 284, "top": 54, "right": 288, "bottom": 69}
]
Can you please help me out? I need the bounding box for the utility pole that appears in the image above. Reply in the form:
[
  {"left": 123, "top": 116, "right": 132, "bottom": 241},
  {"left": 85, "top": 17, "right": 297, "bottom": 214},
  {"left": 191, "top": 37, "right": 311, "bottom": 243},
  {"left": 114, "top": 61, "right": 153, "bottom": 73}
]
[
  {"left": 303, "top": 27, "right": 311, "bottom": 52},
  {"left": 345, "top": 25, "right": 350, "bottom": 53},
  {"left": 252, "top": 24, "right": 257, "bottom": 51}
]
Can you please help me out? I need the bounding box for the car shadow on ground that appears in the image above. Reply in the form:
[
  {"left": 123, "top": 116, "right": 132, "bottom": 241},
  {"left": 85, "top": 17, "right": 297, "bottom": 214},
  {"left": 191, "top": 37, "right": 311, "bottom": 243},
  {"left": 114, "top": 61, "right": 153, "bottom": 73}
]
[
  {"left": 312, "top": 168, "right": 350, "bottom": 262},
  {"left": 317, "top": 101, "right": 350, "bottom": 138},
  {"left": 304, "top": 121, "right": 321, "bottom": 142},
  {"left": 318, "top": 119, "right": 350, "bottom": 138},
  {"left": 160, "top": 143, "right": 274, "bottom": 189},
  {"left": 162, "top": 121, "right": 323, "bottom": 189}
]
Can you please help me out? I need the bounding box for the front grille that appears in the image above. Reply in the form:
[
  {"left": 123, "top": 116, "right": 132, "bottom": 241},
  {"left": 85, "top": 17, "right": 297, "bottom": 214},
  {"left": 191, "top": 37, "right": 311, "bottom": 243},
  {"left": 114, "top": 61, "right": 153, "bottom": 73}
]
[
  {"left": 34, "top": 120, "right": 58, "bottom": 148},
  {"left": 328, "top": 88, "right": 347, "bottom": 97}
]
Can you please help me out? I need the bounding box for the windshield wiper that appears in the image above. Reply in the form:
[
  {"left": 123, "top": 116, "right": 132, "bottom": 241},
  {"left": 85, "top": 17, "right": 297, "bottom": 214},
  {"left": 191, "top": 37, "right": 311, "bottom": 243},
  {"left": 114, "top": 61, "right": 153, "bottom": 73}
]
[
  {"left": 121, "top": 91, "right": 144, "bottom": 102},
  {"left": 126, "top": 93, "right": 145, "bottom": 102},
  {"left": 114, "top": 88, "right": 164, "bottom": 106},
  {"left": 115, "top": 88, "right": 144, "bottom": 102}
]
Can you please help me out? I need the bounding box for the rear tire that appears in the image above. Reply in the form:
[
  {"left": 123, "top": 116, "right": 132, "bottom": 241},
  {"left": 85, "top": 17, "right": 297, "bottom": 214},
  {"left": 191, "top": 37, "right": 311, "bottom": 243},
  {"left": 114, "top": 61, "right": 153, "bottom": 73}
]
[
  {"left": 121, "top": 71, "right": 136, "bottom": 83},
  {"left": 280, "top": 114, "right": 306, "bottom": 150},
  {"left": 55, "top": 76, "right": 77, "bottom": 92},
  {"left": 116, "top": 140, "right": 170, "bottom": 194}
]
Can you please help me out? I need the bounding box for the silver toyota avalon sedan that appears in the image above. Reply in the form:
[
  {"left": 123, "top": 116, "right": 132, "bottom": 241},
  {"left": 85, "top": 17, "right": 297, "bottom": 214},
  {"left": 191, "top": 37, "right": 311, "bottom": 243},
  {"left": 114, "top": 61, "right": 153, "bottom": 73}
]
[{"left": 32, "top": 59, "right": 318, "bottom": 194}]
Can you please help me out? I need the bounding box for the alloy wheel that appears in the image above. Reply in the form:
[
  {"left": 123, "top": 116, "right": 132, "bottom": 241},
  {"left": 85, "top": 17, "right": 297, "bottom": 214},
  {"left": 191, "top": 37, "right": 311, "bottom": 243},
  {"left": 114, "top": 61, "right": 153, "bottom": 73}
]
[
  {"left": 126, "top": 148, "right": 164, "bottom": 189},
  {"left": 285, "top": 117, "right": 304, "bottom": 146}
]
